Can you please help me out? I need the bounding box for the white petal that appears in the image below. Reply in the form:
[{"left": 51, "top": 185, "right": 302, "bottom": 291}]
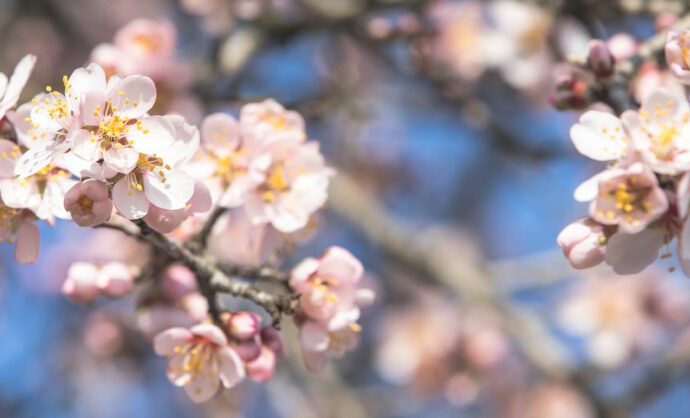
[
  {"left": 112, "top": 177, "right": 149, "bottom": 219},
  {"left": 153, "top": 328, "right": 193, "bottom": 356},
  {"left": 143, "top": 169, "right": 194, "bottom": 211},
  {"left": 129, "top": 116, "right": 174, "bottom": 155},
  {"left": 104, "top": 147, "right": 139, "bottom": 174},
  {"left": 574, "top": 172, "right": 603, "bottom": 202},
  {"left": 217, "top": 347, "right": 246, "bottom": 388},
  {"left": 570, "top": 111, "right": 627, "bottom": 161},
  {"left": 109, "top": 75, "right": 156, "bottom": 118},
  {"left": 70, "top": 129, "right": 100, "bottom": 162},
  {"left": 15, "top": 218, "right": 39, "bottom": 264}
]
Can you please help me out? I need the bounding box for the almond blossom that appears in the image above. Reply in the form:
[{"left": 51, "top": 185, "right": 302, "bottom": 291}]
[
  {"left": 557, "top": 218, "right": 607, "bottom": 269},
  {"left": 588, "top": 163, "right": 668, "bottom": 234},
  {"left": 63, "top": 179, "right": 113, "bottom": 227},
  {"left": 0, "top": 204, "right": 39, "bottom": 264},
  {"left": 153, "top": 324, "right": 245, "bottom": 403},
  {"left": 291, "top": 247, "right": 375, "bottom": 372},
  {"left": 621, "top": 87, "right": 690, "bottom": 174}
]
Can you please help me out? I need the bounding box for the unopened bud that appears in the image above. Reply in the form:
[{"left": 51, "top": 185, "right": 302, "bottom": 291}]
[
  {"left": 587, "top": 40, "right": 615, "bottom": 79},
  {"left": 227, "top": 311, "right": 261, "bottom": 340}
]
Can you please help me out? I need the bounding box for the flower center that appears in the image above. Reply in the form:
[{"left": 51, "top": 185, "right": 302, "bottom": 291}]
[
  {"left": 76, "top": 195, "right": 93, "bottom": 214},
  {"left": 261, "top": 163, "right": 291, "bottom": 201}
]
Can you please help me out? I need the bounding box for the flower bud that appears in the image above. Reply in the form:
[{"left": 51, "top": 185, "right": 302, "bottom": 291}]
[
  {"left": 227, "top": 311, "right": 261, "bottom": 340},
  {"left": 557, "top": 218, "right": 606, "bottom": 269},
  {"left": 246, "top": 346, "right": 276, "bottom": 382},
  {"left": 232, "top": 337, "right": 262, "bottom": 362},
  {"left": 64, "top": 180, "right": 113, "bottom": 227},
  {"left": 161, "top": 265, "right": 197, "bottom": 300},
  {"left": 260, "top": 327, "right": 285, "bottom": 358},
  {"left": 587, "top": 40, "right": 615, "bottom": 79},
  {"left": 62, "top": 262, "right": 100, "bottom": 303},
  {"left": 97, "top": 262, "right": 134, "bottom": 298},
  {"left": 550, "top": 75, "right": 589, "bottom": 111}
]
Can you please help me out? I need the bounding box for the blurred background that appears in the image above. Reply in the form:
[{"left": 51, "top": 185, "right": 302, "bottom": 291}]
[{"left": 2, "top": 0, "right": 690, "bottom": 417}]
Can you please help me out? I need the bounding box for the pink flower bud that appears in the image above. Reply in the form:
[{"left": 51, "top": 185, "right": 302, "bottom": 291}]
[
  {"left": 246, "top": 346, "right": 276, "bottom": 382},
  {"left": 587, "top": 40, "right": 615, "bottom": 78},
  {"left": 260, "top": 327, "right": 285, "bottom": 358},
  {"left": 62, "top": 262, "right": 100, "bottom": 303},
  {"left": 550, "top": 74, "right": 589, "bottom": 111},
  {"left": 97, "top": 262, "right": 134, "bottom": 298},
  {"left": 227, "top": 312, "right": 261, "bottom": 340},
  {"left": 161, "top": 265, "right": 197, "bottom": 300},
  {"left": 557, "top": 219, "right": 606, "bottom": 269},
  {"left": 232, "top": 337, "right": 262, "bottom": 362},
  {"left": 607, "top": 33, "right": 637, "bottom": 62},
  {"left": 64, "top": 180, "right": 113, "bottom": 227},
  {"left": 181, "top": 292, "right": 209, "bottom": 322}
]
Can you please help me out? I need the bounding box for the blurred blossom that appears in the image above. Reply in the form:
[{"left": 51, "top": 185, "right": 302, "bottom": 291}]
[
  {"left": 557, "top": 271, "right": 690, "bottom": 369},
  {"left": 375, "top": 293, "right": 508, "bottom": 400},
  {"left": 83, "top": 313, "right": 124, "bottom": 357},
  {"left": 511, "top": 383, "right": 594, "bottom": 418}
]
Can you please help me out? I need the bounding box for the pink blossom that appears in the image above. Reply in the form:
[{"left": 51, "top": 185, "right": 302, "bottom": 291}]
[
  {"left": 240, "top": 99, "right": 305, "bottom": 141},
  {"left": 622, "top": 87, "right": 690, "bottom": 173},
  {"left": 557, "top": 218, "right": 607, "bottom": 269},
  {"left": 291, "top": 246, "right": 365, "bottom": 322},
  {"left": 0, "top": 54, "right": 36, "bottom": 121},
  {"left": 143, "top": 180, "right": 211, "bottom": 233},
  {"left": 260, "top": 326, "right": 285, "bottom": 358},
  {"left": 97, "top": 262, "right": 134, "bottom": 298},
  {"left": 231, "top": 337, "right": 262, "bottom": 362},
  {"left": 110, "top": 114, "right": 198, "bottom": 219},
  {"left": 160, "top": 265, "right": 198, "bottom": 300},
  {"left": 299, "top": 315, "right": 361, "bottom": 373},
  {"left": 153, "top": 324, "right": 245, "bottom": 403},
  {"left": 241, "top": 136, "right": 334, "bottom": 232},
  {"left": 63, "top": 179, "right": 113, "bottom": 227},
  {"left": 112, "top": 19, "right": 177, "bottom": 79},
  {"left": 62, "top": 262, "right": 100, "bottom": 303},
  {"left": 665, "top": 30, "right": 690, "bottom": 84},
  {"left": 587, "top": 40, "right": 615, "bottom": 78},
  {"left": 0, "top": 139, "right": 77, "bottom": 225},
  {"left": 588, "top": 163, "right": 668, "bottom": 234},
  {"left": 607, "top": 33, "right": 638, "bottom": 62},
  {"left": 226, "top": 311, "right": 261, "bottom": 340}
]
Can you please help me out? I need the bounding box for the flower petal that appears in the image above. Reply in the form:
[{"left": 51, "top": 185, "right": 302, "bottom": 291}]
[
  {"left": 217, "top": 347, "right": 246, "bottom": 388},
  {"left": 605, "top": 229, "right": 664, "bottom": 275},
  {"left": 153, "top": 327, "right": 194, "bottom": 356},
  {"left": 104, "top": 146, "right": 139, "bottom": 174},
  {"left": 143, "top": 169, "right": 194, "bottom": 211},
  {"left": 570, "top": 111, "right": 627, "bottom": 161},
  {"left": 112, "top": 176, "right": 149, "bottom": 219},
  {"left": 109, "top": 75, "right": 156, "bottom": 118},
  {"left": 15, "top": 219, "right": 39, "bottom": 264}
]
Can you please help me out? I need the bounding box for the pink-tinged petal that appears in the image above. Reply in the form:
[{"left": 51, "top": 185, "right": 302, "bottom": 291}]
[
  {"left": 15, "top": 219, "right": 39, "bottom": 264},
  {"left": 318, "top": 247, "right": 363, "bottom": 285},
  {"left": 300, "top": 321, "right": 329, "bottom": 352},
  {"left": 605, "top": 229, "right": 664, "bottom": 275},
  {"left": 183, "top": 364, "right": 221, "bottom": 403},
  {"left": 109, "top": 75, "right": 156, "bottom": 118},
  {"left": 98, "top": 262, "right": 134, "bottom": 298},
  {"left": 302, "top": 348, "right": 327, "bottom": 373},
  {"left": 143, "top": 205, "right": 187, "bottom": 234},
  {"left": 71, "top": 129, "right": 100, "bottom": 162},
  {"left": 0, "top": 54, "right": 36, "bottom": 118},
  {"left": 112, "top": 177, "right": 149, "bottom": 219},
  {"left": 188, "top": 181, "right": 212, "bottom": 215},
  {"left": 143, "top": 169, "right": 194, "bottom": 211},
  {"left": 0, "top": 177, "right": 41, "bottom": 210},
  {"left": 217, "top": 347, "right": 246, "bottom": 388},
  {"left": 0, "top": 139, "right": 17, "bottom": 177},
  {"left": 246, "top": 347, "right": 276, "bottom": 382},
  {"left": 104, "top": 147, "right": 139, "bottom": 173},
  {"left": 190, "top": 323, "right": 228, "bottom": 346},
  {"left": 290, "top": 258, "right": 320, "bottom": 288},
  {"left": 129, "top": 116, "right": 174, "bottom": 154},
  {"left": 201, "top": 113, "right": 240, "bottom": 151},
  {"left": 153, "top": 327, "right": 194, "bottom": 356},
  {"left": 569, "top": 111, "right": 627, "bottom": 161},
  {"left": 679, "top": 173, "right": 690, "bottom": 219}
]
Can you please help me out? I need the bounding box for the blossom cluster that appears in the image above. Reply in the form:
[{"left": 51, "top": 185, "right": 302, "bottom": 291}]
[
  {"left": 0, "top": 49, "right": 374, "bottom": 404},
  {"left": 558, "top": 29, "right": 690, "bottom": 277}
]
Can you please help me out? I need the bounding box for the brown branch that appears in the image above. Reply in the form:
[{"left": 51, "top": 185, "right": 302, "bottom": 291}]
[{"left": 185, "top": 206, "right": 227, "bottom": 253}]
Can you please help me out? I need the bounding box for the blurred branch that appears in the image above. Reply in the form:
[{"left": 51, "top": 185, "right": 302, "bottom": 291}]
[{"left": 98, "top": 218, "right": 297, "bottom": 327}]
